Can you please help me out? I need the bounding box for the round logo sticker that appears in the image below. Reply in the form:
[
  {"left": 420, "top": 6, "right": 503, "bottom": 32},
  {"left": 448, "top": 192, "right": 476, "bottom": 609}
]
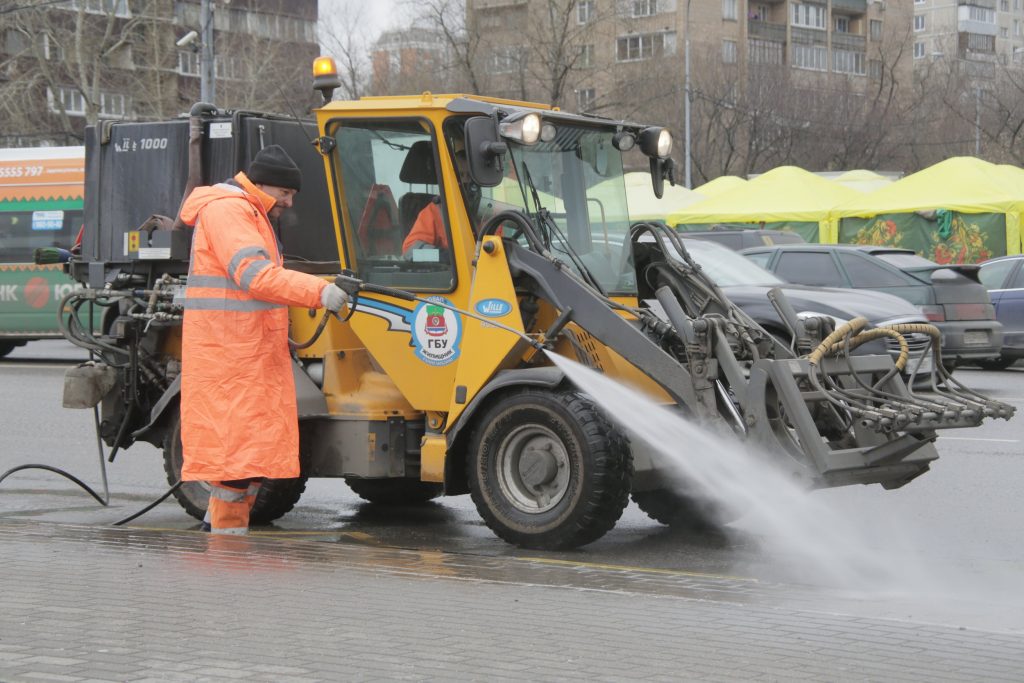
[
  {"left": 24, "top": 277, "right": 50, "bottom": 309},
  {"left": 412, "top": 297, "right": 461, "bottom": 366}
]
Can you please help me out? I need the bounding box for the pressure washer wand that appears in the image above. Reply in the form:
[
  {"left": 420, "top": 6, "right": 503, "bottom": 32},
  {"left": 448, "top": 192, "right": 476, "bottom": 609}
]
[{"left": 333, "top": 273, "right": 545, "bottom": 350}]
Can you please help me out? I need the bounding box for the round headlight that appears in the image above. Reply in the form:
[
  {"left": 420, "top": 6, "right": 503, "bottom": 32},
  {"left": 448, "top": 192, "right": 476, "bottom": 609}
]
[
  {"left": 638, "top": 126, "right": 672, "bottom": 158},
  {"left": 612, "top": 131, "right": 636, "bottom": 152},
  {"left": 540, "top": 122, "right": 557, "bottom": 142},
  {"left": 657, "top": 129, "right": 673, "bottom": 158},
  {"left": 521, "top": 114, "right": 542, "bottom": 145}
]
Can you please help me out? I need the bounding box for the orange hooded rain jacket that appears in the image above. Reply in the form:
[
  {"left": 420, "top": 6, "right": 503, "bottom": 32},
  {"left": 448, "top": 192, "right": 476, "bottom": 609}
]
[{"left": 178, "top": 172, "right": 327, "bottom": 481}]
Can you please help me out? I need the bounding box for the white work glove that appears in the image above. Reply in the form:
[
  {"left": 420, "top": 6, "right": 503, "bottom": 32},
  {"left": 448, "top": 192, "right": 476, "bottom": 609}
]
[{"left": 320, "top": 284, "right": 349, "bottom": 312}]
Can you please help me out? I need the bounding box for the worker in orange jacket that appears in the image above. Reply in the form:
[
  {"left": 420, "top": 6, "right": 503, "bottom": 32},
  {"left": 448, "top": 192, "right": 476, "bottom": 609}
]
[{"left": 178, "top": 145, "right": 349, "bottom": 535}]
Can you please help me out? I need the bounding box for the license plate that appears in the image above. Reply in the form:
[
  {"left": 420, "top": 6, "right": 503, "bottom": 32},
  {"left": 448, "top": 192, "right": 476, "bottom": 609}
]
[
  {"left": 963, "top": 330, "right": 990, "bottom": 346},
  {"left": 908, "top": 354, "right": 933, "bottom": 375}
]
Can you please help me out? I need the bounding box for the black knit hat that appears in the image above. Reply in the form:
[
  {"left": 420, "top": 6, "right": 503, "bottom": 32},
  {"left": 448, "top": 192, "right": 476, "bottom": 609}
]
[{"left": 247, "top": 145, "right": 301, "bottom": 191}]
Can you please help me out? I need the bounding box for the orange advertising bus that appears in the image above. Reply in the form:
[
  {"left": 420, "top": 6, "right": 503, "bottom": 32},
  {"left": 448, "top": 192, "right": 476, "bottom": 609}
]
[{"left": 0, "top": 147, "right": 84, "bottom": 357}]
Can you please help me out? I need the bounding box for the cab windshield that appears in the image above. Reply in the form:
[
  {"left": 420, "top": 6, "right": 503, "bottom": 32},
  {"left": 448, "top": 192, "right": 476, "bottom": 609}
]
[{"left": 490, "top": 125, "right": 635, "bottom": 295}]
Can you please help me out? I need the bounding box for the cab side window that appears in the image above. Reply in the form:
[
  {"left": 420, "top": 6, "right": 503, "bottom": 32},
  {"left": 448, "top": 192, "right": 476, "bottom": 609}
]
[{"left": 332, "top": 119, "right": 454, "bottom": 291}]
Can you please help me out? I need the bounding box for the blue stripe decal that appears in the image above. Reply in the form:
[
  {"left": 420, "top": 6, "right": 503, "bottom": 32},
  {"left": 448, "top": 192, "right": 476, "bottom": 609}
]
[{"left": 352, "top": 297, "right": 415, "bottom": 333}]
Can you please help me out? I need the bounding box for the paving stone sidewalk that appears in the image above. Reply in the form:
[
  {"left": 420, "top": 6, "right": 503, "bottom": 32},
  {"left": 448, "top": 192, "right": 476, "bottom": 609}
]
[{"left": 0, "top": 520, "right": 1022, "bottom": 682}]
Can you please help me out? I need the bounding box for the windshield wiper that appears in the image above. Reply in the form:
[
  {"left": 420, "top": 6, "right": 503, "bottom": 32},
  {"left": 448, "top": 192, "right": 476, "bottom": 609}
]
[{"left": 519, "top": 160, "right": 605, "bottom": 296}]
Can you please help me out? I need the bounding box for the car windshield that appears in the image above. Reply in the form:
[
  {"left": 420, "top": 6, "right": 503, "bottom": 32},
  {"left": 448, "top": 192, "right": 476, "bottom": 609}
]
[
  {"left": 681, "top": 239, "right": 786, "bottom": 286},
  {"left": 500, "top": 125, "right": 634, "bottom": 294}
]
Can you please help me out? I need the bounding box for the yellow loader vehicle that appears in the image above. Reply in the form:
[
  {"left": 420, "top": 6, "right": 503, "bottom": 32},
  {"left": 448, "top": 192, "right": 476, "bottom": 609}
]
[{"left": 58, "top": 58, "right": 1013, "bottom": 549}]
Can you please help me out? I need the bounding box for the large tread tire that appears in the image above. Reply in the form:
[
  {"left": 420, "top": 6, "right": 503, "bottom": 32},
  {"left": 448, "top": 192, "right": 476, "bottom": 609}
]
[
  {"left": 632, "top": 488, "right": 736, "bottom": 532},
  {"left": 162, "top": 414, "right": 307, "bottom": 525},
  {"left": 467, "top": 388, "right": 631, "bottom": 550},
  {"left": 345, "top": 478, "right": 443, "bottom": 505}
]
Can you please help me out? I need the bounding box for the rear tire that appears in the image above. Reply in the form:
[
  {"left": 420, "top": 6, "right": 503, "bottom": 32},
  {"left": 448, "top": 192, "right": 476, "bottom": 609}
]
[
  {"left": 467, "top": 389, "right": 631, "bottom": 550},
  {"left": 0, "top": 342, "right": 16, "bottom": 358},
  {"left": 632, "top": 488, "right": 735, "bottom": 532},
  {"left": 162, "top": 413, "right": 307, "bottom": 525},
  {"left": 345, "top": 478, "right": 443, "bottom": 505}
]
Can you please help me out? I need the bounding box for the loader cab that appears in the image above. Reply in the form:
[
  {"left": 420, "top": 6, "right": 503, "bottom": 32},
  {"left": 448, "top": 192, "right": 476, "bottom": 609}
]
[{"left": 329, "top": 118, "right": 457, "bottom": 291}]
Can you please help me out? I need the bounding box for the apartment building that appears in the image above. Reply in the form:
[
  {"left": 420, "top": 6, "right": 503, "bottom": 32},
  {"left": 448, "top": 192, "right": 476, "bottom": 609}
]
[
  {"left": 0, "top": 0, "right": 319, "bottom": 147},
  {"left": 911, "top": 0, "right": 1024, "bottom": 79},
  {"left": 466, "top": 0, "right": 913, "bottom": 113},
  {"left": 371, "top": 26, "right": 453, "bottom": 95}
]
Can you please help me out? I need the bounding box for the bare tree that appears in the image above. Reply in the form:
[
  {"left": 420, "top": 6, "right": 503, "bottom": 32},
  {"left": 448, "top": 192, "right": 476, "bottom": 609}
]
[
  {"left": 214, "top": 32, "right": 319, "bottom": 114},
  {"left": 0, "top": 1, "right": 176, "bottom": 144},
  {"left": 318, "top": 1, "right": 371, "bottom": 100},
  {"left": 984, "top": 65, "right": 1024, "bottom": 164},
  {"left": 404, "top": 0, "right": 487, "bottom": 94}
]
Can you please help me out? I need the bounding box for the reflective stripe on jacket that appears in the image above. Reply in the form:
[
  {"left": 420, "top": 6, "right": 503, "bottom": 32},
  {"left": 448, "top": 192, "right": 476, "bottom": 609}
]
[{"left": 178, "top": 172, "right": 327, "bottom": 481}]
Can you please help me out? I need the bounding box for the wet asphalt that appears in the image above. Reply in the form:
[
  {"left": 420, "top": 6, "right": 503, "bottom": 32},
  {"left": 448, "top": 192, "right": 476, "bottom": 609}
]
[{"left": 3, "top": 340, "right": 1024, "bottom": 635}]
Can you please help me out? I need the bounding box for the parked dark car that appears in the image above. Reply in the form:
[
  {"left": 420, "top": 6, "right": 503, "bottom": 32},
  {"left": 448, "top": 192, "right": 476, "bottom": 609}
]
[
  {"left": 679, "top": 239, "right": 934, "bottom": 373},
  {"left": 976, "top": 254, "right": 1024, "bottom": 369},
  {"left": 740, "top": 244, "right": 1003, "bottom": 368},
  {"left": 683, "top": 228, "right": 806, "bottom": 251}
]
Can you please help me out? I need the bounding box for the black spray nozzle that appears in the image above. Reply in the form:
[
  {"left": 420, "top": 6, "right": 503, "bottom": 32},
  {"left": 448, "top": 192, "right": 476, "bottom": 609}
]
[{"left": 334, "top": 273, "right": 417, "bottom": 302}]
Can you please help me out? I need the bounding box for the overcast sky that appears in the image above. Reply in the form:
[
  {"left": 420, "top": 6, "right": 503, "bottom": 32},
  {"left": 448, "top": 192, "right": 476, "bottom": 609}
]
[{"left": 319, "top": 0, "right": 404, "bottom": 45}]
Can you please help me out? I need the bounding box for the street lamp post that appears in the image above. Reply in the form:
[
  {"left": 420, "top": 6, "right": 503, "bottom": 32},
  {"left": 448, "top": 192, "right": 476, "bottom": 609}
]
[
  {"left": 200, "top": 0, "right": 215, "bottom": 104},
  {"left": 974, "top": 84, "right": 981, "bottom": 157},
  {"left": 684, "top": 0, "right": 692, "bottom": 189}
]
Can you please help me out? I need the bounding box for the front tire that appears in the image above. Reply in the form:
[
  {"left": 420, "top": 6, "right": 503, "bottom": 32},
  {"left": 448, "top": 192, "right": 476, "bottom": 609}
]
[
  {"left": 467, "top": 389, "right": 631, "bottom": 550},
  {"left": 162, "top": 414, "right": 307, "bottom": 525}
]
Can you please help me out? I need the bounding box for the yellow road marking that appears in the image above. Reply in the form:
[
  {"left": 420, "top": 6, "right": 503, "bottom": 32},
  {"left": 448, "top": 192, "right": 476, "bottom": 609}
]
[
  {"left": 517, "top": 556, "right": 758, "bottom": 583},
  {"left": 128, "top": 526, "right": 755, "bottom": 582}
]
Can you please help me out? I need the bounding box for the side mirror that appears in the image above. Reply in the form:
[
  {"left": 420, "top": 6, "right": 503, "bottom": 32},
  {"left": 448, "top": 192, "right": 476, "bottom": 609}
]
[
  {"left": 649, "top": 157, "right": 676, "bottom": 199},
  {"left": 650, "top": 158, "right": 665, "bottom": 199},
  {"left": 465, "top": 116, "right": 506, "bottom": 188}
]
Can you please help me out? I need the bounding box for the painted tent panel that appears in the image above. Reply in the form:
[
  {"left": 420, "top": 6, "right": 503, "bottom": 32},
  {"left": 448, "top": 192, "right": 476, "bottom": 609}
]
[{"left": 839, "top": 212, "right": 1006, "bottom": 264}]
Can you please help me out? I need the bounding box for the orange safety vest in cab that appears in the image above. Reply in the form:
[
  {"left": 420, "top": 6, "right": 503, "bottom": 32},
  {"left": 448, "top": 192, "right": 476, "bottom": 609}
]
[{"left": 178, "top": 172, "right": 327, "bottom": 481}]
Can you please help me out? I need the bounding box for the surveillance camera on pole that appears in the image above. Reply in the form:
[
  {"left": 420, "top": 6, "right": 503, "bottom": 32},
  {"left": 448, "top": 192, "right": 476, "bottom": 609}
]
[{"left": 176, "top": 30, "right": 199, "bottom": 48}]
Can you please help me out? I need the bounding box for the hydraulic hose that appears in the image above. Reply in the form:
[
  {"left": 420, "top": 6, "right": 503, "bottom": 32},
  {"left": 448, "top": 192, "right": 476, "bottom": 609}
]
[{"left": 0, "top": 401, "right": 186, "bottom": 527}]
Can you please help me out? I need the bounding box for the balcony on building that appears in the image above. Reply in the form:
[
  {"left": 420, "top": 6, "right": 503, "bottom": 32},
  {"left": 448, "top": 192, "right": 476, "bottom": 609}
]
[
  {"left": 748, "top": 18, "right": 787, "bottom": 44},
  {"left": 958, "top": 2, "right": 998, "bottom": 37},
  {"left": 473, "top": 0, "right": 528, "bottom": 8},
  {"left": 831, "top": 32, "right": 866, "bottom": 52},
  {"left": 959, "top": 30, "right": 997, "bottom": 59},
  {"left": 831, "top": 0, "right": 868, "bottom": 17},
  {"left": 792, "top": 26, "right": 828, "bottom": 47}
]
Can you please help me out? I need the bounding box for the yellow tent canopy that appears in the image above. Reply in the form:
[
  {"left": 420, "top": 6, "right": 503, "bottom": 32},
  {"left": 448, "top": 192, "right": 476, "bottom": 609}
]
[
  {"left": 829, "top": 157, "right": 1024, "bottom": 250},
  {"left": 829, "top": 157, "right": 1024, "bottom": 259},
  {"left": 621, "top": 171, "right": 705, "bottom": 221},
  {"left": 833, "top": 170, "right": 894, "bottom": 193},
  {"left": 668, "top": 166, "right": 860, "bottom": 242},
  {"left": 693, "top": 175, "right": 747, "bottom": 196},
  {"left": 832, "top": 157, "right": 1022, "bottom": 218}
]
